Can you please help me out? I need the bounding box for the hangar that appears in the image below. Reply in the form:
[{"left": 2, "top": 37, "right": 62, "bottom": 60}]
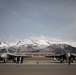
[{"left": 16, "top": 52, "right": 54, "bottom": 57}]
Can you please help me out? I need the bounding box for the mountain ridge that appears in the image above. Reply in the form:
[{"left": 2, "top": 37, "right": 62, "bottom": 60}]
[{"left": 0, "top": 37, "right": 76, "bottom": 53}]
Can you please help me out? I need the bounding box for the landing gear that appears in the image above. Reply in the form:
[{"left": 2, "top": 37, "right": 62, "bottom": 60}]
[
  {"left": 68, "top": 61, "right": 71, "bottom": 65},
  {"left": 71, "top": 58, "right": 73, "bottom": 63},
  {"left": 12, "top": 59, "right": 16, "bottom": 63},
  {"left": 3, "top": 59, "right": 7, "bottom": 63},
  {"left": 71, "top": 60, "right": 73, "bottom": 63},
  {"left": 3, "top": 60, "right": 6, "bottom": 63},
  {"left": 68, "top": 57, "right": 71, "bottom": 65},
  {"left": 60, "top": 59, "right": 63, "bottom": 63}
]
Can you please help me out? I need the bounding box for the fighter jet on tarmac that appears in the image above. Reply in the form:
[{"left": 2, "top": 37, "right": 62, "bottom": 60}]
[
  {"left": 45, "top": 50, "right": 76, "bottom": 65},
  {"left": 0, "top": 47, "right": 31, "bottom": 63}
]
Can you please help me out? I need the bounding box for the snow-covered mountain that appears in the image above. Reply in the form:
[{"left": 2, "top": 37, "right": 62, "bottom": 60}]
[
  {"left": 0, "top": 42, "right": 10, "bottom": 47},
  {"left": 0, "top": 36, "right": 76, "bottom": 53}
]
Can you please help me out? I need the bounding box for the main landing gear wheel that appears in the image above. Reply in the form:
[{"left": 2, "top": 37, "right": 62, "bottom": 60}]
[{"left": 3, "top": 59, "right": 7, "bottom": 63}]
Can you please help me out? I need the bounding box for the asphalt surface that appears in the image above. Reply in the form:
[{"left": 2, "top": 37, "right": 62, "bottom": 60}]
[{"left": 0, "top": 60, "right": 76, "bottom": 75}]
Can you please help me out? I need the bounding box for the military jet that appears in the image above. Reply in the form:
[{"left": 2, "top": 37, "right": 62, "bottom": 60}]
[
  {"left": 45, "top": 50, "right": 76, "bottom": 65},
  {"left": 0, "top": 47, "right": 31, "bottom": 63}
]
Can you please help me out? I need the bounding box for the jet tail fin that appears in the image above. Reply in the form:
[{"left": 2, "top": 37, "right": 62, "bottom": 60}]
[
  {"left": 4, "top": 47, "right": 9, "bottom": 53},
  {"left": 14, "top": 49, "right": 18, "bottom": 54}
]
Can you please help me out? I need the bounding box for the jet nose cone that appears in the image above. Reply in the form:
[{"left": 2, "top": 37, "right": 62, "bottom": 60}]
[
  {"left": 1, "top": 53, "right": 7, "bottom": 59},
  {"left": 1, "top": 54, "right": 4, "bottom": 58}
]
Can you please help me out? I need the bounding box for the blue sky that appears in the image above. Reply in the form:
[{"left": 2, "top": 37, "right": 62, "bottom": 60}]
[{"left": 0, "top": 0, "right": 76, "bottom": 42}]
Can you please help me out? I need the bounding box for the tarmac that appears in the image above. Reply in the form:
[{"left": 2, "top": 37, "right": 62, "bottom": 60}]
[{"left": 0, "top": 59, "right": 76, "bottom": 75}]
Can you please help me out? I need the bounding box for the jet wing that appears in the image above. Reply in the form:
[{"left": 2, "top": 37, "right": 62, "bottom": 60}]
[
  {"left": 7, "top": 54, "right": 32, "bottom": 58},
  {"left": 70, "top": 54, "right": 76, "bottom": 60},
  {"left": 45, "top": 54, "right": 65, "bottom": 59}
]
